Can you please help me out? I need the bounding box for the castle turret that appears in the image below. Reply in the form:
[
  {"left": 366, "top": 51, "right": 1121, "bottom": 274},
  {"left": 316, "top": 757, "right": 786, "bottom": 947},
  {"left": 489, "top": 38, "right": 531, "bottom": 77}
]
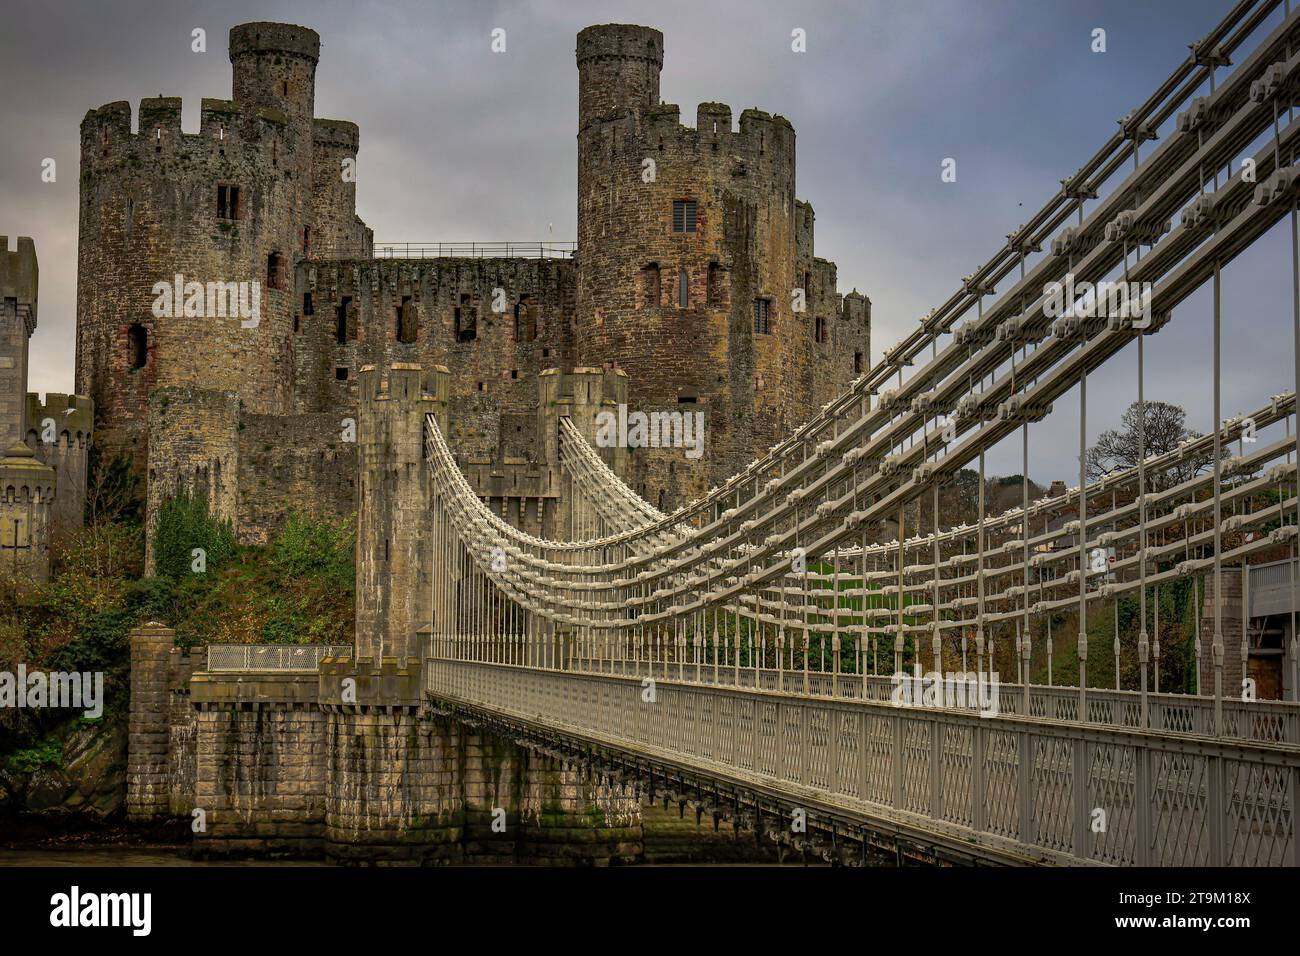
[
  {"left": 576, "top": 24, "right": 663, "bottom": 132},
  {"left": 229, "top": 22, "right": 320, "bottom": 130},
  {"left": 0, "top": 442, "right": 55, "bottom": 583},
  {"left": 0, "top": 237, "right": 38, "bottom": 450}
]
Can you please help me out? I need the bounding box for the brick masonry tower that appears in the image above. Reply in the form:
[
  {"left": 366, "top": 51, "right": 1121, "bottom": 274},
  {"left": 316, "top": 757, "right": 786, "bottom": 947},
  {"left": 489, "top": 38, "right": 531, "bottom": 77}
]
[
  {"left": 77, "top": 22, "right": 370, "bottom": 468},
  {"left": 574, "top": 24, "right": 868, "bottom": 512}
]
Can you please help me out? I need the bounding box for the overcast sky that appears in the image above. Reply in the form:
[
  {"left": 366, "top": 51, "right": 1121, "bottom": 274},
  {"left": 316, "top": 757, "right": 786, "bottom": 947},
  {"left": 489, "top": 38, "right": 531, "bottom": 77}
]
[{"left": 1, "top": 0, "right": 1292, "bottom": 483}]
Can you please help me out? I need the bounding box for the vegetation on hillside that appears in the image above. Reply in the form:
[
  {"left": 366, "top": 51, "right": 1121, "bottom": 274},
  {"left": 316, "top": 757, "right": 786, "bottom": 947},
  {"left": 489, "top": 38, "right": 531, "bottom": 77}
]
[{"left": 0, "top": 453, "right": 356, "bottom": 765}]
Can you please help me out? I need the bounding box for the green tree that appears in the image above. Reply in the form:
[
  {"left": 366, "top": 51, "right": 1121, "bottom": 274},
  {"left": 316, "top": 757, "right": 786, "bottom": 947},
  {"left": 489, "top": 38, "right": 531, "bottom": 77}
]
[{"left": 152, "top": 489, "right": 235, "bottom": 579}]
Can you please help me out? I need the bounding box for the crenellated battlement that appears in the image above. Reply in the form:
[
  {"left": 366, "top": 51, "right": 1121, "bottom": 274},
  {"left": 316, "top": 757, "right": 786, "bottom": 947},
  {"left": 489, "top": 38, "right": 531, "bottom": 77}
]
[
  {"left": 313, "top": 118, "right": 359, "bottom": 151},
  {"left": 229, "top": 21, "right": 320, "bottom": 63},
  {"left": 26, "top": 393, "right": 94, "bottom": 442}
]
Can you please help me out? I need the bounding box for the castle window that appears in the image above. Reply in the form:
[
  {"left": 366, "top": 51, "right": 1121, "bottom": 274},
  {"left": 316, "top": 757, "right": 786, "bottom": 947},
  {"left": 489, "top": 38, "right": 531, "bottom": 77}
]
[
  {"left": 303, "top": 292, "right": 314, "bottom": 316},
  {"left": 303, "top": 226, "right": 311, "bottom": 255},
  {"left": 707, "top": 262, "right": 723, "bottom": 307},
  {"left": 125, "top": 198, "right": 134, "bottom": 236},
  {"left": 335, "top": 367, "right": 348, "bottom": 381},
  {"left": 678, "top": 269, "right": 689, "bottom": 309},
  {"left": 127, "top": 324, "right": 147, "bottom": 370},
  {"left": 217, "top": 184, "right": 241, "bottom": 220},
  {"left": 815, "top": 316, "right": 827, "bottom": 344},
  {"left": 514, "top": 295, "right": 538, "bottom": 343},
  {"left": 678, "top": 388, "right": 698, "bottom": 404},
  {"left": 396, "top": 295, "right": 417, "bottom": 344},
  {"left": 293, "top": 314, "right": 300, "bottom": 333},
  {"left": 510, "top": 369, "right": 519, "bottom": 380},
  {"left": 336, "top": 295, "right": 354, "bottom": 343},
  {"left": 266, "top": 251, "right": 284, "bottom": 290},
  {"left": 641, "top": 264, "right": 661, "bottom": 308},
  {"left": 854, "top": 351, "right": 863, "bottom": 374},
  {"left": 455, "top": 293, "right": 477, "bottom": 342},
  {"left": 672, "top": 199, "right": 697, "bottom": 233},
  {"left": 282, "top": 80, "right": 290, "bottom": 97},
  {"left": 753, "top": 298, "right": 771, "bottom": 335}
]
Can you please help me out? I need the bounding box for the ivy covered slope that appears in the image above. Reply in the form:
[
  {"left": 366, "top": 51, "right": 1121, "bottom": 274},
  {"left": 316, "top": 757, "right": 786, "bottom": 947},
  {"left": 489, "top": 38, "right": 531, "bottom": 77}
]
[{"left": 0, "top": 458, "right": 355, "bottom": 823}]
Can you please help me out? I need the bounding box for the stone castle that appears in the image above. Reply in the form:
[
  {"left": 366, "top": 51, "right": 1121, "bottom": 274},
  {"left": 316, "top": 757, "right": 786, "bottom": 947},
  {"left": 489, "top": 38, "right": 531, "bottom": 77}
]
[
  {"left": 0, "top": 237, "right": 92, "bottom": 583},
  {"left": 69, "top": 20, "right": 868, "bottom": 564}
]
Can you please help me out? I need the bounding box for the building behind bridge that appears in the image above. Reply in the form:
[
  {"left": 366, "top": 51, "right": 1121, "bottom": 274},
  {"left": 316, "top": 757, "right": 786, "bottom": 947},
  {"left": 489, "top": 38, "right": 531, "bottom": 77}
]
[{"left": 74, "top": 20, "right": 870, "bottom": 566}]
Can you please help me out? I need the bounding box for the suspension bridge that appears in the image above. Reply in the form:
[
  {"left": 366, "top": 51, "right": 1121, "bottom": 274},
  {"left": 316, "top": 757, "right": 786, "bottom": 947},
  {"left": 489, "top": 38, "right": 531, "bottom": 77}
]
[{"left": 423, "top": 0, "right": 1300, "bottom": 866}]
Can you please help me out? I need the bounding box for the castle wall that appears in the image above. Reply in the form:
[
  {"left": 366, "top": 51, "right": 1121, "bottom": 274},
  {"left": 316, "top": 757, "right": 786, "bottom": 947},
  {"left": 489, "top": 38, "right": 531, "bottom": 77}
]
[
  {"left": 236, "top": 410, "right": 357, "bottom": 544},
  {"left": 128, "top": 628, "right": 645, "bottom": 864},
  {"left": 294, "top": 257, "right": 576, "bottom": 465},
  {"left": 144, "top": 386, "right": 240, "bottom": 572}
]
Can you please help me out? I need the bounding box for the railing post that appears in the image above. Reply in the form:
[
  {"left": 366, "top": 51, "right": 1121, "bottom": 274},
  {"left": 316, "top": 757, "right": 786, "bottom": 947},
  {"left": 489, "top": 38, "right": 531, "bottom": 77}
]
[
  {"left": 1073, "top": 737, "right": 1089, "bottom": 861},
  {"left": 1208, "top": 752, "right": 1225, "bottom": 866},
  {"left": 930, "top": 713, "right": 943, "bottom": 821},
  {"left": 1136, "top": 741, "right": 1152, "bottom": 866},
  {"left": 892, "top": 715, "right": 904, "bottom": 810}
]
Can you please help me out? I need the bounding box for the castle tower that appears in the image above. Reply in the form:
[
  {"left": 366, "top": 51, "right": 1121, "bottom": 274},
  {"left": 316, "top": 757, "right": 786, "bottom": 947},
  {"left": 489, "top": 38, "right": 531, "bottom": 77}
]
[
  {"left": 25, "top": 393, "right": 93, "bottom": 533},
  {"left": 4, "top": 237, "right": 93, "bottom": 537},
  {"left": 574, "top": 25, "right": 813, "bottom": 510},
  {"left": 77, "top": 22, "right": 368, "bottom": 467},
  {"left": 0, "top": 237, "right": 38, "bottom": 449},
  {"left": 355, "top": 363, "right": 448, "bottom": 660},
  {"left": 0, "top": 442, "right": 56, "bottom": 583},
  {"left": 576, "top": 24, "right": 663, "bottom": 133}
]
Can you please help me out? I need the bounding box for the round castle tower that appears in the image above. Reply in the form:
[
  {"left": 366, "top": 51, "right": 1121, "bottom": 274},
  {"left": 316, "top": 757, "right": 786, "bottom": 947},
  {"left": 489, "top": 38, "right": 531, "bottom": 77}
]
[
  {"left": 76, "top": 22, "right": 364, "bottom": 465},
  {"left": 574, "top": 24, "right": 803, "bottom": 505}
]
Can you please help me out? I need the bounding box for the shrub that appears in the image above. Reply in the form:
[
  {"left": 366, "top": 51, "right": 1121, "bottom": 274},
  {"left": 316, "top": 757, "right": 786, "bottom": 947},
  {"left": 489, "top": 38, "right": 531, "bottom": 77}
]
[{"left": 153, "top": 490, "right": 236, "bottom": 580}]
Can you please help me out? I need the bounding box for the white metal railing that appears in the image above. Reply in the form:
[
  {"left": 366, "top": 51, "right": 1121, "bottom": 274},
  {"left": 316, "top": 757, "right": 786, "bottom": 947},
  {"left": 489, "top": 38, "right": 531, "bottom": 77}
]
[
  {"left": 205, "top": 644, "right": 352, "bottom": 672},
  {"left": 428, "top": 657, "right": 1300, "bottom": 866},
  {"left": 370, "top": 241, "right": 576, "bottom": 259}
]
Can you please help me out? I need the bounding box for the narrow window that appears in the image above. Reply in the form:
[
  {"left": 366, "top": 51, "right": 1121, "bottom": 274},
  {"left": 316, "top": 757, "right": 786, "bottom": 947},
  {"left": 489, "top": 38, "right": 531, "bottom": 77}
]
[
  {"left": 125, "top": 198, "right": 134, "bottom": 236},
  {"left": 336, "top": 295, "right": 353, "bottom": 344},
  {"left": 266, "top": 251, "right": 284, "bottom": 290},
  {"left": 303, "top": 292, "right": 314, "bottom": 315},
  {"left": 293, "top": 314, "right": 300, "bottom": 333},
  {"left": 335, "top": 367, "right": 348, "bottom": 381},
  {"left": 854, "top": 351, "right": 863, "bottom": 374},
  {"left": 641, "top": 264, "right": 661, "bottom": 308},
  {"left": 455, "top": 293, "right": 477, "bottom": 342},
  {"left": 753, "top": 299, "right": 771, "bottom": 335},
  {"left": 815, "top": 316, "right": 826, "bottom": 343},
  {"left": 510, "top": 369, "right": 519, "bottom": 380},
  {"left": 707, "top": 262, "right": 722, "bottom": 307},
  {"left": 217, "top": 185, "right": 228, "bottom": 219},
  {"left": 127, "top": 324, "right": 147, "bottom": 370},
  {"left": 514, "top": 295, "right": 537, "bottom": 342},
  {"left": 678, "top": 269, "right": 689, "bottom": 308},
  {"left": 672, "top": 199, "right": 697, "bottom": 233},
  {"left": 396, "top": 295, "right": 417, "bottom": 343},
  {"left": 303, "top": 225, "right": 310, "bottom": 255}
]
